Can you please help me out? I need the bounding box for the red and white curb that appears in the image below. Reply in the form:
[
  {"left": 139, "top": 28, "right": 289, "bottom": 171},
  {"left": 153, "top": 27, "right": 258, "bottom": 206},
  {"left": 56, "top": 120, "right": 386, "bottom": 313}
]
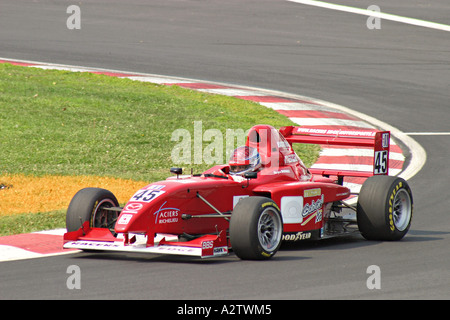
[
  {"left": 0, "top": 229, "right": 77, "bottom": 261},
  {"left": 0, "top": 58, "right": 415, "bottom": 262}
]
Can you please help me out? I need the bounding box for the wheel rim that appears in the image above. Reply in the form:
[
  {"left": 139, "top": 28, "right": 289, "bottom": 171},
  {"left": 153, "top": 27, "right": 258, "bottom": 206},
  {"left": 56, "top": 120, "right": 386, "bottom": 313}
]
[
  {"left": 92, "top": 199, "right": 117, "bottom": 229},
  {"left": 257, "top": 208, "right": 282, "bottom": 252},
  {"left": 392, "top": 189, "right": 412, "bottom": 232}
]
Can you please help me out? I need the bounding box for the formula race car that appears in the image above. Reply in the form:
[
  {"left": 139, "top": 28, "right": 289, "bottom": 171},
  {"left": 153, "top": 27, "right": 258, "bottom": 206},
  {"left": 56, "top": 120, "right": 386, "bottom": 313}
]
[{"left": 63, "top": 125, "right": 413, "bottom": 260}]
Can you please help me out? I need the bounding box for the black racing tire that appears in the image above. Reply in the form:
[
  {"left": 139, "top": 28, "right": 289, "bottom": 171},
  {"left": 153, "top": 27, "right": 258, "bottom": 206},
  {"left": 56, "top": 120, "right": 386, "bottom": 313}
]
[
  {"left": 66, "top": 188, "right": 119, "bottom": 232},
  {"left": 357, "top": 176, "right": 413, "bottom": 241},
  {"left": 229, "top": 197, "right": 283, "bottom": 260}
]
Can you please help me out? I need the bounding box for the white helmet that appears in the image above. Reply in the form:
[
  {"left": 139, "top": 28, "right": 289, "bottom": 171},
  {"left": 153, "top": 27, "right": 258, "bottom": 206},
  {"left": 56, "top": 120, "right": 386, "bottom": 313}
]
[{"left": 229, "top": 146, "right": 261, "bottom": 175}]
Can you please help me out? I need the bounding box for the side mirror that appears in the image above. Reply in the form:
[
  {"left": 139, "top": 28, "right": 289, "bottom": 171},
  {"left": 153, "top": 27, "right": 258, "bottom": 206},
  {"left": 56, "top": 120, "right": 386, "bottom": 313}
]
[
  {"left": 242, "top": 171, "right": 257, "bottom": 188},
  {"left": 170, "top": 167, "right": 183, "bottom": 178},
  {"left": 244, "top": 171, "right": 257, "bottom": 179}
]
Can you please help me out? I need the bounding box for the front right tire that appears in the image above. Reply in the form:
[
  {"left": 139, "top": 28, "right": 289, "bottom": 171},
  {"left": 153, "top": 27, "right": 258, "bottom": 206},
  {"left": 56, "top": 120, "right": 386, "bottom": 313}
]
[
  {"left": 66, "top": 187, "right": 119, "bottom": 232},
  {"left": 229, "top": 197, "right": 283, "bottom": 260}
]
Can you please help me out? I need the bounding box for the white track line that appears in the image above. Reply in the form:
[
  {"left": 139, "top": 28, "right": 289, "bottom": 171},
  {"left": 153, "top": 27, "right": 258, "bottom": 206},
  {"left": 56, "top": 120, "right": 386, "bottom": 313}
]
[
  {"left": 287, "top": 0, "right": 450, "bottom": 32},
  {"left": 406, "top": 132, "right": 450, "bottom": 136}
]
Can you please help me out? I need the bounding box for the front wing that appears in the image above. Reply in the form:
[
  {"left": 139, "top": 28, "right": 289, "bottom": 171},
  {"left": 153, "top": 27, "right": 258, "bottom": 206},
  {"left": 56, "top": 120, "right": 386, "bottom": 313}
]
[{"left": 63, "top": 225, "right": 229, "bottom": 259}]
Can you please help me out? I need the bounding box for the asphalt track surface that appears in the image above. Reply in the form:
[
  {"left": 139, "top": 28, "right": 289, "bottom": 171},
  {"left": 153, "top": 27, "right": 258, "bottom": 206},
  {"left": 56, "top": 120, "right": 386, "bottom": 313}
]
[{"left": 1, "top": 0, "right": 449, "bottom": 300}]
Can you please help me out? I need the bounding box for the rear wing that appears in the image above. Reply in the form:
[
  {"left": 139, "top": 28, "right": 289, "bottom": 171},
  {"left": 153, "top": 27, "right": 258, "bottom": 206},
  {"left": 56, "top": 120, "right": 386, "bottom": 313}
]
[{"left": 279, "top": 126, "right": 390, "bottom": 178}]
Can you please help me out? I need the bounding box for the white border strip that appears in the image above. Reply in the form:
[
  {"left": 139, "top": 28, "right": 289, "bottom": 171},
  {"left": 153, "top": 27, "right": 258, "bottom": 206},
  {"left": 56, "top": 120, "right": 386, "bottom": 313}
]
[
  {"left": 319, "top": 147, "right": 405, "bottom": 161},
  {"left": 287, "top": 0, "right": 450, "bottom": 32},
  {"left": 289, "top": 117, "right": 373, "bottom": 128}
]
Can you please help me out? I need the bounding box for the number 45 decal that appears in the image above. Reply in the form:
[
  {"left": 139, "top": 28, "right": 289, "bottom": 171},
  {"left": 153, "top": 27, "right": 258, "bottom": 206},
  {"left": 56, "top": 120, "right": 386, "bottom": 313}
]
[
  {"left": 374, "top": 150, "right": 388, "bottom": 175},
  {"left": 131, "top": 189, "right": 165, "bottom": 203}
]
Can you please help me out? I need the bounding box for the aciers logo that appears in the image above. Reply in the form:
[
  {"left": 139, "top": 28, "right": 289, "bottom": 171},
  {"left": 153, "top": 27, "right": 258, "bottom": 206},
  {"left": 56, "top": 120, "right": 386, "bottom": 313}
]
[{"left": 153, "top": 201, "right": 180, "bottom": 224}]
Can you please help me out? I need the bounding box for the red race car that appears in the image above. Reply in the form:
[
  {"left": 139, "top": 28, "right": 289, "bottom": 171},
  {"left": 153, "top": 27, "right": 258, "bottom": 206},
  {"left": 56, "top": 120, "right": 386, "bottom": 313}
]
[{"left": 63, "top": 125, "right": 413, "bottom": 260}]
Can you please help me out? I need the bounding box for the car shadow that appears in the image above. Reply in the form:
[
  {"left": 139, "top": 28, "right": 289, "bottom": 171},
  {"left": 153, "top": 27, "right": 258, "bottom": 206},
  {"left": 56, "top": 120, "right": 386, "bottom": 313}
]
[
  {"left": 70, "top": 249, "right": 311, "bottom": 264},
  {"left": 401, "top": 229, "right": 449, "bottom": 242},
  {"left": 68, "top": 229, "right": 446, "bottom": 264},
  {"left": 279, "top": 228, "right": 447, "bottom": 252},
  {"left": 279, "top": 234, "right": 368, "bottom": 252}
]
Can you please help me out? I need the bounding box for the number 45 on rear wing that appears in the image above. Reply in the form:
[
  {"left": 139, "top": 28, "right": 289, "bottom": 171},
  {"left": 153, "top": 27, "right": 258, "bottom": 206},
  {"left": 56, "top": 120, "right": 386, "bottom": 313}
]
[{"left": 279, "top": 126, "right": 390, "bottom": 178}]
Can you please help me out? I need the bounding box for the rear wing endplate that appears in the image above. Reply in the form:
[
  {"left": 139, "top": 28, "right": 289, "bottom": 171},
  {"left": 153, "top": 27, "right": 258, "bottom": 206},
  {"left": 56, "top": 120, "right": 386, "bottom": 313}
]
[{"left": 279, "top": 126, "right": 390, "bottom": 178}]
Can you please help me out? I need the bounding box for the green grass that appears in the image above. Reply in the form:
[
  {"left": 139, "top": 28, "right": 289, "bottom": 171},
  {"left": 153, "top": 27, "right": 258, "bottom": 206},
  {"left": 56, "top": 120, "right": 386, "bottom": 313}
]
[
  {"left": 0, "top": 209, "right": 66, "bottom": 236},
  {"left": 0, "top": 63, "right": 319, "bottom": 235}
]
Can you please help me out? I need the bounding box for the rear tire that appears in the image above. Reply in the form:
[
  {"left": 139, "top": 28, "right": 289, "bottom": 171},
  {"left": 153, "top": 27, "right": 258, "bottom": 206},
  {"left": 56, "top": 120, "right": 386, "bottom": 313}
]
[
  {"left": 66, "top": 188, "right": 119, "bottom": 232},
  {"left": 357, "top": 176, "right": 413, "bottom": 241},
  {"left": 230, "top": 197, "right": 283, "bottom": 260}
]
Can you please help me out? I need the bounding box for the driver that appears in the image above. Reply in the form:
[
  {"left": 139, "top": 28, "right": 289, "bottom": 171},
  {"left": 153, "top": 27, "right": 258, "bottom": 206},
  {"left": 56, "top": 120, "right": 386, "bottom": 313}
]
[{"left": 229, "top": 146, "right": 261, "bottom": 175}]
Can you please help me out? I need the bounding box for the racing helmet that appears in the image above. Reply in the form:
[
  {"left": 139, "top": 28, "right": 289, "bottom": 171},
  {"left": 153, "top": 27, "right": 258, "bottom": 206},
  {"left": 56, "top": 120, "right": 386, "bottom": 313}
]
[{"left": 229, "top": 146, "right": 261, "bottom": 175}]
